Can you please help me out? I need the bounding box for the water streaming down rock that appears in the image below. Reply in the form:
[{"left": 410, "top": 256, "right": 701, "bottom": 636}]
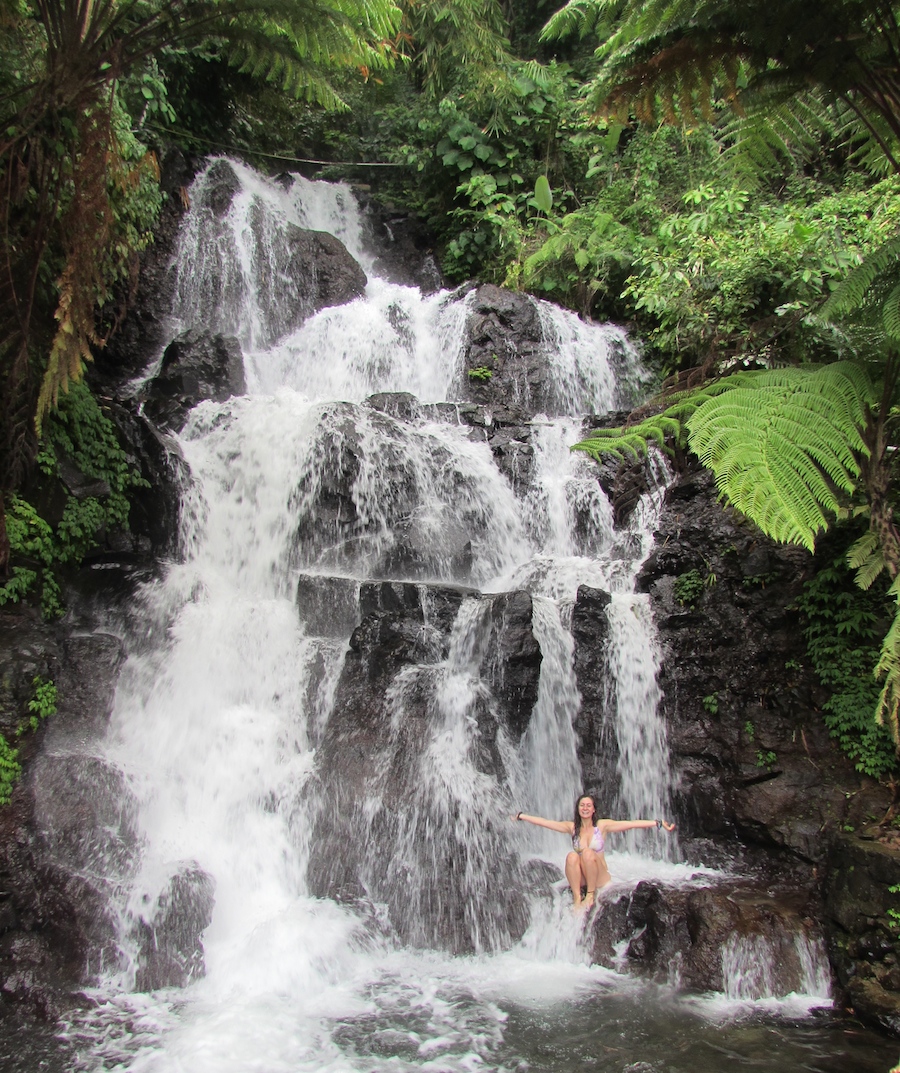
[{"left": 53, "top": 159, "right": 837, "bottom": 1068}]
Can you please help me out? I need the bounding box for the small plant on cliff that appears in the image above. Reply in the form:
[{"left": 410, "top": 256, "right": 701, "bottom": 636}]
[
  {"left": 0, "top": 382, "right": 146, "bottom": 617},
  {"left": 0, "top": 676, "right": 59, "bottom": 805},
  {"left": 702, "top": 693, "right": 719, "bottom": 715},
  {"left": 0, "top": 736, "right": 20, "bottom": 806},
  {"left": 795, "top": 536, "right": 897, "bottom": 779},
  {"left": 673, "top": 568, "right": 704, "bottom": 608},
  {"left": 23, "top": 676, "right": 58, "bottom": 734},
  {"left": 468, "top": 365, "right": 494, "bottom": 381}
]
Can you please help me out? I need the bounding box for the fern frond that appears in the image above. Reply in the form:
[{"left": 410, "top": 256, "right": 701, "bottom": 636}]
[
  {"left": 572, "top": 412, "right": 686, "bottom": 462},
  {"left": 540, "top": 0, "right": 620, "bottom": 42},
  {"left": 685, "top": 363, "right": 876, "bottom": 551},
  {"left": 820, "top": 233, "right": 900, "bottom": 323},
  {"left": 848, "top": 530, "right": 887, "bottom": 589}
]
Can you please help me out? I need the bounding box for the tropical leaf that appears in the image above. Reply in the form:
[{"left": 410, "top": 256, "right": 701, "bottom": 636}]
[
  {"left": 820, "top": 233, "right": 900, "bottom": 323},
  {"left": 848, "top": 530, "right": 888, "bottom": 590},
  {"left": 533, "top": 174, "right": 553, "bottom": 213},
  {"left": 686, "top": 363, "right": 876, "bottom": 550}
]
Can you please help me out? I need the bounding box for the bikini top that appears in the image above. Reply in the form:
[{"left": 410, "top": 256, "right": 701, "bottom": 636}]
[{"left": 573, "top": 825, "right": 605, "bottom": 853}]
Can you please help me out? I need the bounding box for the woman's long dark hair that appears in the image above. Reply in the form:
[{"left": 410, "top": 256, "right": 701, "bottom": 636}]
[{"left": 573, "top": 794, "right": 597, "bottom": 834}]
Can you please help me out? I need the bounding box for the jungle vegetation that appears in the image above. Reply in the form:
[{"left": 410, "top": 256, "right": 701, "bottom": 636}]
[{"left": 2, "top": 0, "right": 900, "bottom": 784}]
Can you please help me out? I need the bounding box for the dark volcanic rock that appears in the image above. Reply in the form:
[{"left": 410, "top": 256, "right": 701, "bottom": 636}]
[
  {"left": 461, "top": 285, "right": 546, "bottom": 412},
  {"left": 359, "top": 196, "right": 443, "bottom": 293},
  {"left": 276, "top": 224, "right": 367, "bottom": 330},
  {"left": 0, "top": 616, "right": 131, "bottom": 1012},
  {"left": 636, "top": 466, "right": 888, "bottom": 859},
  {"left": 824, "top": 833, "right": 900, "bottom": 1033},
  {"left": 588, "top": 878, "right": 826, "bottom": 996},
  {"left": 131, "top": 863, "right": 215, "bottom": 990},
  {"left": 307, "top": 581, "right": 539, "bottom": 953},
  {"left": 572, "top": 584, "right": 615, "bottom": 796},
  {"left": 143, "top": 328, "right": 245, "bottom": 430}
]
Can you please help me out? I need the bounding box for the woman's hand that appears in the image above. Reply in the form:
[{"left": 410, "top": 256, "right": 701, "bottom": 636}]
[{"left": 661, "top": 820, "right": 676, "bottom": 832}]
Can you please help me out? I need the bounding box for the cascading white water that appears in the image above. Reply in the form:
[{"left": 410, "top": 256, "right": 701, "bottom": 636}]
[
  {"left": 63, "top": 158, "right": 834, "bottom": 1071},
  {"left": 721, "top": 933, "right": 832, "bottom": 1002}
]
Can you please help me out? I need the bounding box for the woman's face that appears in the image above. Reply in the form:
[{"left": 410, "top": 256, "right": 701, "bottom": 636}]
[{"left": 578, "top": 796, "right": 595, "bottom": 819}]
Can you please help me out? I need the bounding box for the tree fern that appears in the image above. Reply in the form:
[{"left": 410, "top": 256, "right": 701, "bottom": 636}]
[
  {"left": 576, "top": 364, "right": 878, "bottom": 549},
  {"left": 542, "top": 0, "right": 900, "bottom": 178},
  {"left": 686, "top": 364, "right": 876, "bottom": 550}
]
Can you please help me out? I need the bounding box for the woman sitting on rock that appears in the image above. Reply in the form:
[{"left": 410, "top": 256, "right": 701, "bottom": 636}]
[{"left": 514, "top": 793, "right": 676, "bottom": 910}]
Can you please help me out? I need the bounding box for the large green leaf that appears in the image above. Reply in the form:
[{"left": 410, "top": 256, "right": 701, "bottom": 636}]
[
  {"left": 686, "top": 363, "right": 876, "bottom": 550},
  {"left": 533, "top": 174, "right": 553, "bottom": 213}
]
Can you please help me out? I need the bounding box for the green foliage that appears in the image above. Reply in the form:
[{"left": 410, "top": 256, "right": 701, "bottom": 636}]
[
  {"left": 533, "top": 174, "right": 553, "bottom": 213},
  {"left": 0, "top": 736, "right": 20, "bottom": 807},
  {"left": 744, "top": 720, "right": 755, "bottom": 740},
  {"left": 522, "top": 138, "right": 900, "bottom": 364},
  {"left": 383, "top": 60, "right": 596, "bottom": 281},
  {"left": 1, "top": 381, "right": 145, "bottom": 617},
  {"left": 686, "top": 363, "right": 877, "bottom": 553},
  {"left": 543, "top": 0, "right": 900, "bottom": 175},
  {"left": 756, "top": 749, "right": 778, "bottom": 769},
  {"left": 0, "top": 675, "right": 58, "bottom": 804},
  {"left": 796, "top": 537, "right": 898, "bottom": 778},
  {"left": 24, "top": 676, "right": 57, "bottom": 734},
  {"left": 468, "top": 366, "right": 493, "bottom": 380},
  {"left": 673, "top": 568, "right": 704, "bottom": 608},
  {"left": 702, "top": 693, "right": 719, "bottom": 715},
  {"left": 399, "top": 0, "right": 512, "bottom": 100}
]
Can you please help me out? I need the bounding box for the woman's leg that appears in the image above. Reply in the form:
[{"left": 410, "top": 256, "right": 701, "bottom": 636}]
[
  {"left": 580, "top": 850, "right": 601, "bottom": 907},
  {"left": 565, "top": 851, "right": 586, "bottom": 906},
  {"left": 580, "top": 851, "right": 611, "bottom": 906}
]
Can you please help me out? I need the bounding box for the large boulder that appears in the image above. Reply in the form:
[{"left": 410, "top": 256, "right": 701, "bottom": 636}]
[
  {"left": 130, "top": 862, "right": 216, "bottom": 991},
  {"left": 143, "top": 328, "right": 245, "bottom": 430},
  {"left": 0, "top": 621, "right": 130, "bottom": 1013},
  {"left": 305, "top": 579, "right": 539, "bottom": 953},
  {"left": 587, "top": 877, "right": 827, "bottom": 996}
]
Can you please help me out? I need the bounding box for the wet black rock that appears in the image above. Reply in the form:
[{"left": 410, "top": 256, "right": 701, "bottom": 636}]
[
  {"left": 131, "top": 863, "right": 216, "bottom": 991},
  {"left": 461, "top": 285, "right": 546, "bottom": 412},
  {"left": 143, "top": 328, "right": 245, "bottom": 430},
  {"left": 307, "top": 580, "right": 537, "bottom": 954},
  {"left": 0, "top": 617, "right": 131, "bottom": 1013},
  {"left": 571, "top": 585, "right": 616, "bottom": 803},
  {"left": 824, "top": 833, "right": 900, "bottom": 1033},
  {"left": 637, "top": 466, "right": 888, "bottom": 859},
  {"left": 358, "top": 195, "right": 443, "bottom": 294},
  {"left": 587, "top": 877, "right": 825, "bottom": 995},
  {"left": 200, "top": 158, "right": 242, "bottom": 218}
]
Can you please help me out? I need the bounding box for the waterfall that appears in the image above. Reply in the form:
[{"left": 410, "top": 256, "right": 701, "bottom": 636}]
[
  {"left": 721, "top": 933, "right": 832, "bottom": 1002},
  {"left": 56, "top": 159, "right": 833, "bottom": 1071}
]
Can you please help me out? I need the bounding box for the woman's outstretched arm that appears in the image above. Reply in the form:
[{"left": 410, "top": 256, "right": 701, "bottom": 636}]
[
  {"left": 600, "top": 818, "right": 676, "bottom": 834},
  {"left": 513, "top": 812, "right": 574, "bottom": 835}
]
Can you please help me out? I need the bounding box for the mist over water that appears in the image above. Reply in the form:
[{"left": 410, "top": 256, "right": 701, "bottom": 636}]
[{"left": 56, "top": 159, "right": 856, "bottom": 1072}]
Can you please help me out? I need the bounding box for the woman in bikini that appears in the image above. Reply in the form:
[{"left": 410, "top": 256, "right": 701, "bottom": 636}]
[{"left": 514, "top": 793, "right": 676, "bottom": 909}]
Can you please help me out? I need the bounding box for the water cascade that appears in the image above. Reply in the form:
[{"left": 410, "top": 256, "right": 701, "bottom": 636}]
[{"left": 45, "top": 158, "right": 851, "bottom": 1072}]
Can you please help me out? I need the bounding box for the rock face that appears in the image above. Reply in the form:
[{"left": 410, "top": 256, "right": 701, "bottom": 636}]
[
  {"left": 586, "top": 877, "right": 824, "bottom": 996},
  {"left": 358, "top": 192, "right": 443, "bottom": 294},
  {"left": 634, "top": 466, "right": 889, "bottom": 861},
  {"left": 306, "top": 580, "right": 539, "bottom": 954},
  {"left": 143, "top": 328, "right": 246, "bottom": 431},
  {"left": 824, "top": 833, "right": 900, "bottom": 1033}
]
